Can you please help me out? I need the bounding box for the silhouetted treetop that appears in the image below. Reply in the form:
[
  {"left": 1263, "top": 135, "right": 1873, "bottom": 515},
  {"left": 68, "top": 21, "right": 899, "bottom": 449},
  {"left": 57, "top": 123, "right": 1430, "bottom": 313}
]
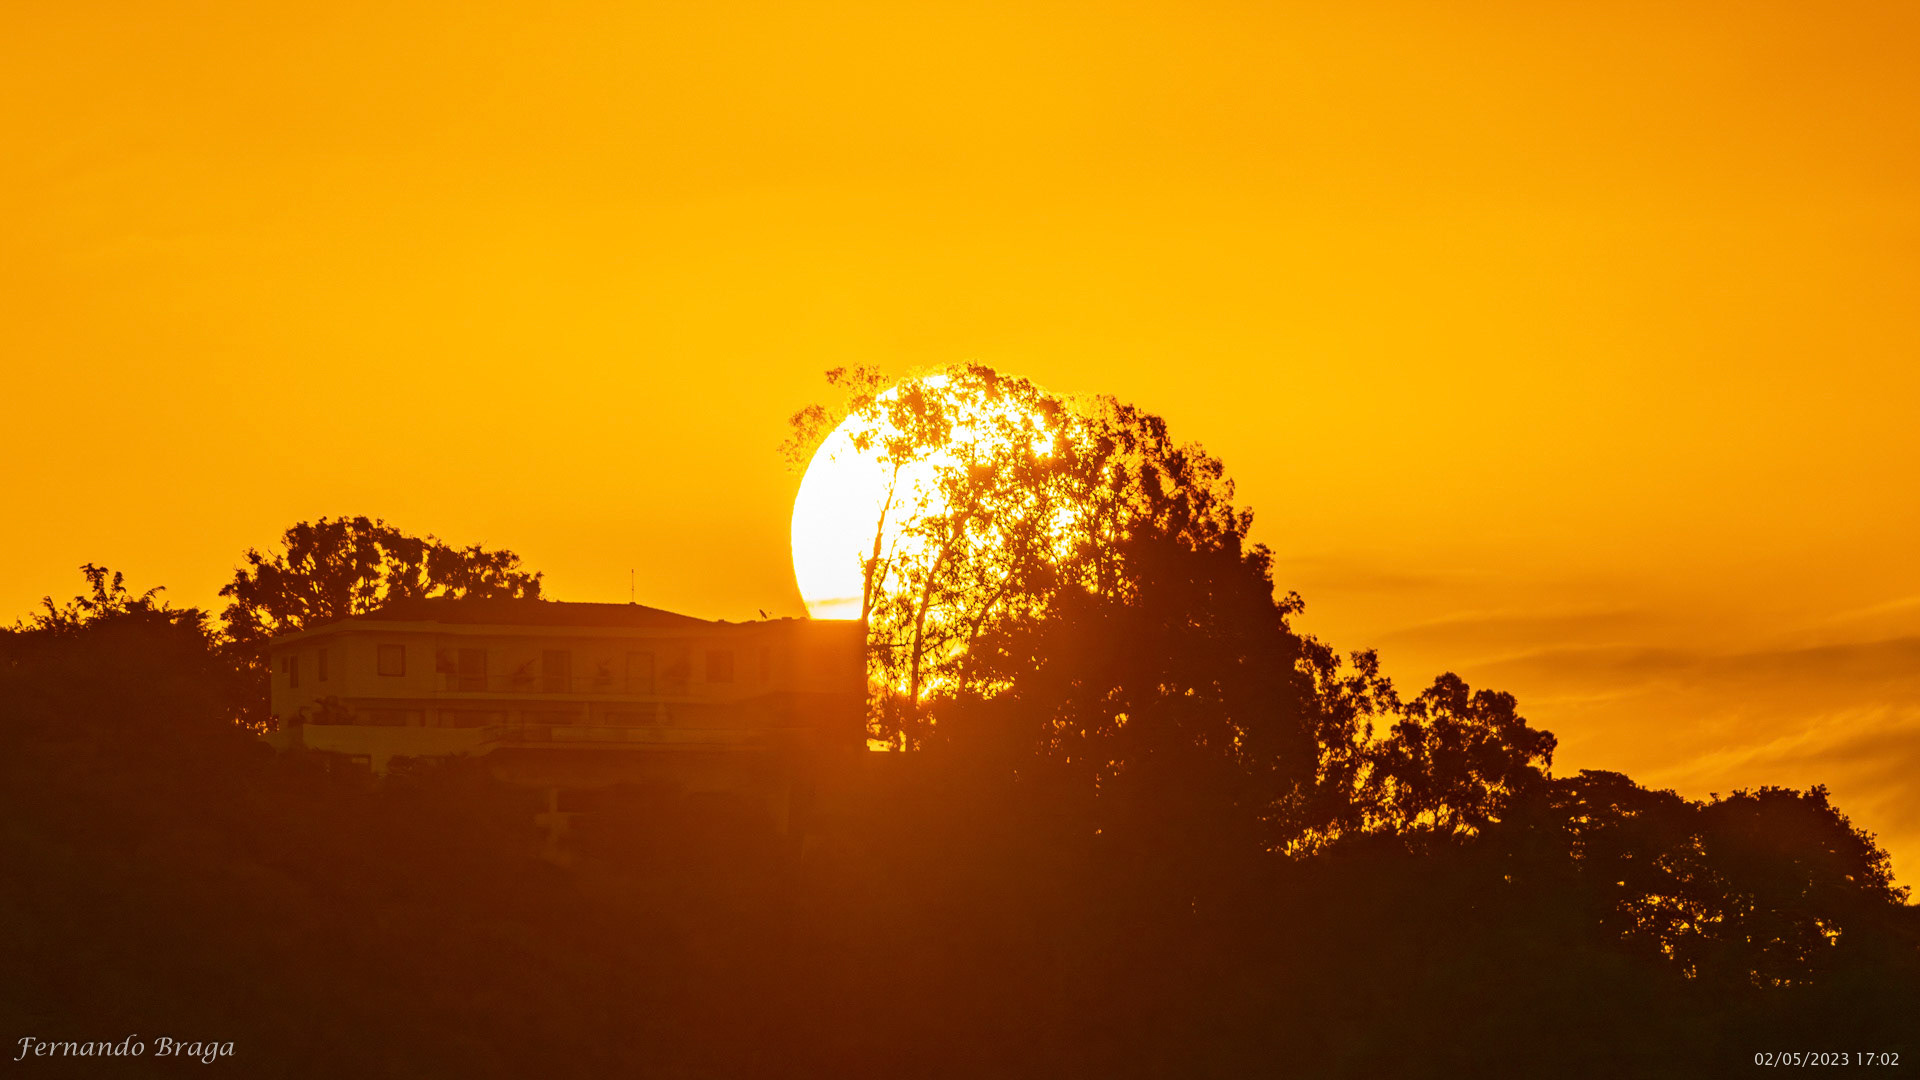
[
  {"left": 2, "top": 564, "right": 248, "bottom": 742},
  {"left": 14, "top": 562, "right": 182, "bottom": 636},
  {"left": 1367, "top": 673, "right": 1557, "bottom": 840},
  {"left": 1529, "top": 770, "right": 1910, "bottom": 988},
  {"left": 220, "top": 516, "right": 543, "bottom": 649}
]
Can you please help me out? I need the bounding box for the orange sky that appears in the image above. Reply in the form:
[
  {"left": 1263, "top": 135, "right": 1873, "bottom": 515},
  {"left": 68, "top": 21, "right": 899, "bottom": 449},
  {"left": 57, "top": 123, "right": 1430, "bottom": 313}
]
[{"left": 4, "top": 2, "right": 1917, "bottom": 877}]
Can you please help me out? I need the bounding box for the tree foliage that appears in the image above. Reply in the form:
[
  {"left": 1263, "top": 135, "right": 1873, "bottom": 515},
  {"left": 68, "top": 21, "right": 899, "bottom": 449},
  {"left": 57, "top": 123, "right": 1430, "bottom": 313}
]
[
  {"left": 1541, "top": 770, "right": 1907, "bottom": 986},
  {"left": 1367, "top": 673, "right": 1558, "bottom": 839},
  {"left": 219, "top": 515, "right": 543, "bottom": 648},
  {"left": 2, "top": 565, "right": 253, "bottom": 754},
  {"left": 211, "top": 517, "right": 541, "bottom": 722},
  {"left": 789, "top": 365, "right": 1556, "bottom": 853}
]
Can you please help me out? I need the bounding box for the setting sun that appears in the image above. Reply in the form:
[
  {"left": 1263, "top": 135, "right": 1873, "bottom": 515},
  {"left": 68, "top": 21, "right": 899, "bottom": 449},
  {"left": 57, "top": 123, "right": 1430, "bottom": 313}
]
[
  {"left": 790, "top": 371, "right": 1064, "bottom": 623},
  {"left": 789, "top": 400, "right": 901, "bottom": 622}
]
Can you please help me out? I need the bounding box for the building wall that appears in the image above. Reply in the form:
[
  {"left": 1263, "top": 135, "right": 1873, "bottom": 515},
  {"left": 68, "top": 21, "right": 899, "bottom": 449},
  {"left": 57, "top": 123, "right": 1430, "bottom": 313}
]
[{"left": 268, "top": 616, "right": 866, "bottom": 766}]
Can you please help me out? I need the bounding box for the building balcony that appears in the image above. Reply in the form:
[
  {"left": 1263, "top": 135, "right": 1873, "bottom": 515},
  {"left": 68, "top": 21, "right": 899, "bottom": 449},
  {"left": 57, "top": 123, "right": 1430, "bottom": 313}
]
[
  {"left": 428, "top": 673, "right": 694, "bottom": 698},
  {"left": 504, "top": 722, "right": 791, "bottom": 749},
  {"left": 277, "top": 721, "right": 504, "bottom": 769}
]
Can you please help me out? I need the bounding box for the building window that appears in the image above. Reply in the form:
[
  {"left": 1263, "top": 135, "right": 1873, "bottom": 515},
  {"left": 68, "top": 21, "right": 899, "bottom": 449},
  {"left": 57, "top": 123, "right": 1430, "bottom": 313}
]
[
  {"left": 458, "top": 648, "right": 487, "bottom": 692},
  {"left": 626, "top": 651, "right": 655, "bottom": 695},
  {"left": 285, "top": 654, "right": 300, "bottom": 688},
  {"left": 662, "top": 645, "right": 690, "bottom": 695},
  {"left": 378, "top": 644, "right": 406, "bottom": 677},
  {"left": 706, "top": 648, "right": 734, "bottom": 684},
  {"left": 317, "top": 648, "right": 329, "bottom": 682},
  {"left": 542, "top": 649, "right": 570, "bottom": 693}
]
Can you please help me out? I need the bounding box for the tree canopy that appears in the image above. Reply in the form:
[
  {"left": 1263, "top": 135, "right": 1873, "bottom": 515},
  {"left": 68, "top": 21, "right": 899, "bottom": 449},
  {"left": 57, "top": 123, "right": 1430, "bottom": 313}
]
[
  {"left": 211, "top": 516, "right": 541, "bottom": 722},
  {"left": 787, "top": 366, "right": 1560, "bottom": 854},
  {"left": 219, "top": 516, "right": 543, "bottom": 650}
]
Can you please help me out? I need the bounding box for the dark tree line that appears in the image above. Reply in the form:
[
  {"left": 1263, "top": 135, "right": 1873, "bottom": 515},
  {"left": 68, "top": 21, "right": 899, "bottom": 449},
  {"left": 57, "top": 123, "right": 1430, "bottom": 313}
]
[{"left": 3, "top": 392, "right": 1916, "bottom": 1075}]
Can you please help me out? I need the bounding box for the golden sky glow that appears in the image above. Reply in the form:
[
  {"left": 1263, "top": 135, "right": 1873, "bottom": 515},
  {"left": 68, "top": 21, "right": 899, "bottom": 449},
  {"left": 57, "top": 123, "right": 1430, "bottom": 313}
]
[{"left": 4, "top": 2, "right": 1918, "bottom": 874}]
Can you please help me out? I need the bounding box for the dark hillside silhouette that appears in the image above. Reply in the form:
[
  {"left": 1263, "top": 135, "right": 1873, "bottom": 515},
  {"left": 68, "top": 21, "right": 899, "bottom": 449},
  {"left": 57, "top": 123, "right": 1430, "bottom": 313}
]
[{"left": 4, "top": 371, "right": 1917, "bottom": 1075}]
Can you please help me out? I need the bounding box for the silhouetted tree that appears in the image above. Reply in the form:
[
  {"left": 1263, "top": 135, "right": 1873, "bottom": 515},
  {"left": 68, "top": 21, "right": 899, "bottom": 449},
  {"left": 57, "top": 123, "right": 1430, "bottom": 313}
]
[
  {"left": 787, "top": 368, "right": 1533, "bottom": 856},
  {"left": 3, "top": 564, "right": 250, "bottom": 738},
  {"left": 788, "top": 369, "right": 1286, "bottom": 746},
  {"left": 218, "top": 516, "right": 542, "bottom": 718},
  {"left": 1366, "top": 673, "right": 1557, "bottom": 841},
  {"left": 221, "top": 516, "right": 543, "bottom": 643},
  {"left": 1541, "top": 770, "right": 1908, "bottom": 986},
  {"left": 787, "top": 366, "right": 1084, "bottom": 741}
]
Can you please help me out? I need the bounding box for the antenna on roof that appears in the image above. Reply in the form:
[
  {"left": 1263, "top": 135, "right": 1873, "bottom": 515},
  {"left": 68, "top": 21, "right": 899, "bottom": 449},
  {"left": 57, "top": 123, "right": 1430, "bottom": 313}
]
[{"left": 629, "top": 569, "right": 635, "bottom": 605}]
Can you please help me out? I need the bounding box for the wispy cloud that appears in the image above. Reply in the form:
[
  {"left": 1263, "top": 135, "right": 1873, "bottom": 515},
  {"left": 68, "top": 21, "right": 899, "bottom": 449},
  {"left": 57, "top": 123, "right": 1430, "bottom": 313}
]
[{"left": 1447, "top": 634, "right": 1920, "bottom": 884}]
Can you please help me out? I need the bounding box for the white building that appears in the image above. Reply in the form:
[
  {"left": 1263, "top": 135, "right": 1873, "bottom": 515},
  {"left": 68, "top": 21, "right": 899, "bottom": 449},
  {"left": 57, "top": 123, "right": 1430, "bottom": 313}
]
[{"left": 263, "top": 597, "right": 866, "bottom": 835}]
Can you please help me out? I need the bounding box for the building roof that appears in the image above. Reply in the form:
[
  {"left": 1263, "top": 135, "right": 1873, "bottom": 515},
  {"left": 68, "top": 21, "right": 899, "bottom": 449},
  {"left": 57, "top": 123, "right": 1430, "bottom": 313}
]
[
  {"left": 361, "top": 597, "right": 716, "bottom": 629},
  {"left": 268, "top": 597, "right": 752, "bottom": 644}
]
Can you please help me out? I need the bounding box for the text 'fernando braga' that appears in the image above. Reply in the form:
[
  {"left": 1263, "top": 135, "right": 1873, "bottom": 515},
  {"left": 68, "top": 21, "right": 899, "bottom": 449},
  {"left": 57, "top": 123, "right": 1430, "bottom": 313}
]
[{"left": 14, "top": 1036, "right": 235, "bottom": 1063}]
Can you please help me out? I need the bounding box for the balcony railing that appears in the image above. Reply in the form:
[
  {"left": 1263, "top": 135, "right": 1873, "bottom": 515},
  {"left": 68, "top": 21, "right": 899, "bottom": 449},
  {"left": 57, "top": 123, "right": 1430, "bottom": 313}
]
[
  {"left": 431, "top": 672, "right": 696, "bottom": 696},
  {"left": 502, "top": 723, "right": 783, "bottom": 747}
]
